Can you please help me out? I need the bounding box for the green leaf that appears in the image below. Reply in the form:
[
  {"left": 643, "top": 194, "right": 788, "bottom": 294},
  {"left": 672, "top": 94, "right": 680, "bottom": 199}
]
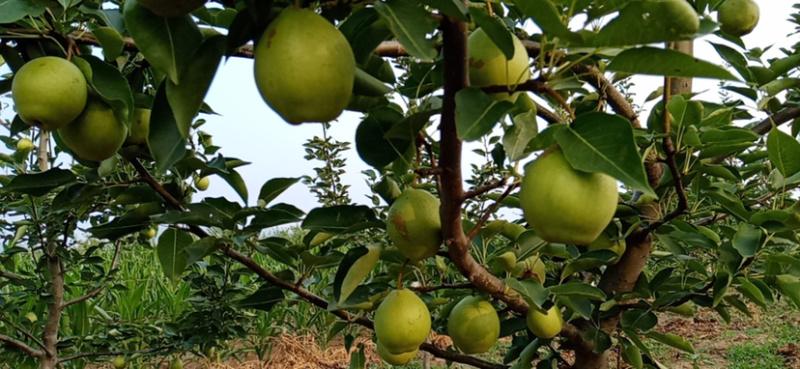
[
  {"left": 353, "top": 67, "right": 392, "bottom": 96},
  {"left": 607, "top": 48, "right": 738, "bottom": 80},
  {"left": 383, "top": 109, "right": 438, "bottom": 140},
  {"left": 588, "top": 1, "right": 699, "bottom": 47},
  {"left": 710, "top": 42, "right": 754, "bottom": 83},
  {"left": 255, "top": 237, "right": 299, "bottom": 267},
  {"left": 703, "top": 187, "right": 751, "bottom": 221},
  {"left": 515, "top": 0, "right": 583, "bottom": 44},
  {"left": 301, "top": 205, "right": 381, "bottom": 234},
  {"left": 89, "top": 216, "right": 148, "bottom": 241},
  {"left": 561, "top": 250, "right": 619, "bottom": 280},
  {"left": 775, "top": 274, "right": 800, "bottom": 309},
  {"left": 621, "top": 309, "right": 658, "bottom": 332},
  {"left": 156, "top": 229, "right": 194, "bottom": 283},
  {"left": 762, "top": 78, "right": 800, "bottom": 96},
  {"left": 349, "top": 343, "right": 367, "bottom": 369},
  {"left": 333, "top": 246, "right": 370, "bottom": 304},
  {"left": 620, "top": 337, "right": 644, "bottom": 369},
  {"left": 215, "top": 166, "right": 248, "bottom": 204},
  {"left": 149, "top": 82, "right": 187, "bottom": 174},
  {"left": 554, "top": 112, "right": 655, "bottom": 197},
  {"left": 123, "top": 0, "right": 202, "bottom": 84},
  {"left": 77, "top": 55, "right": 134, "bottom": 127},
  {"left": 732, "top": 222, "right": 761, "bottom": 258},
  {"left": 712, "top": 271, "right": 732, "bottom": 307},
  {"left": 469, "top": 9, "right": 514, "bottom": 60},
  {"left": 455, "top": 87, "right": 514, "bottom": 142},
  {"left": 556, "top": 295, "right": 593, "bottom": 319},
  {"left": 734, "top": 277, "right": 766, "bottom": 308},
  {"left": 646, "top": 331, "right": 695, "bottom": 354},
  {"left": 503, "top": 109, "right": 538, "bottom": 162},
  {"left": 236, "top": 285, "right": 284, "bottom": 311},
  {"left": 92, "top": 27, "right": 125, "bottom": 61},
  {"left": 509, "top": 338, "right": 541, "bottom": 369},
  {"left": 504, "top": 278, "right": 549, "bottom": 308},
  {"left": 258, "top": 178, "right": 300, "bottom": 206},
  {"left": 166, "top": 35, "right": 225, "bottom": 139},
  {"left": 767, "top": 127, "right": 800, "bottom": 178},
  {"left": 355, "top": 107, "right": 412, "bottom": 168},
  {"left": 0, "top": 0, "right": 45, "bottom": 23},
  {"left": 548, "top": 282, "right": 607, "bottom": 301},
  {"left": 420, "top": 0, "right": 468, "bottom": 21},
  {"left": 374, "top": 0, "right": 438, "bottom": 60},
  {"left": 2, "top": 169, "right": 76, "bottom": 196}
]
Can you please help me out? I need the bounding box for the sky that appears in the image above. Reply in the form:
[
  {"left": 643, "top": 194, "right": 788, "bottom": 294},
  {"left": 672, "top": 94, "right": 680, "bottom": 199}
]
[{"left": 0, "top": 1, "right": 797, "bottom": 216}]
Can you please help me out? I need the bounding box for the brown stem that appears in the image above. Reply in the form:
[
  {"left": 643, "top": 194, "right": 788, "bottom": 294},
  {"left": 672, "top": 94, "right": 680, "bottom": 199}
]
[
  {"left": 0, "top": 317, "right": 47, "bottom": 354},
  {"left": 544, "top": 86, "right": 575, "bottom": 120},
  {"left": 0, "top": 334, "right": 43, "bottom": 358},
  {"left": 36, "top": 130, "right": 49, "bottom": 172},
  {"left": 465, "top": 182, "right": 518, "bottom": 241},
  {"left": 464, "top": 179, "right": 506, "bottom": 199},
  {"left": 57, "top": 344, "right": 178, "bottom": 364},
  {"left": 0, "top": 270, "right": 24, "bottom": 281}
]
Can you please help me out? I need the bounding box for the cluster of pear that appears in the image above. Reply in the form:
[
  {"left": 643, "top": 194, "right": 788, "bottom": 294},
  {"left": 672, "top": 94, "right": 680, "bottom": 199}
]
[
  {"left": 11, "top": 57, "right": 128, "bottom": 162},
  {"left": 716, "top": 0, "right": 760, "bottom": 37},
  {"left": 253, "top": 7, "right": 355, "bottom": 124}
]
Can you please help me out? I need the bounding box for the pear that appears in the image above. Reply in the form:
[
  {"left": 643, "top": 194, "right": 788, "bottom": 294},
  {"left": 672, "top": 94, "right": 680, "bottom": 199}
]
[
  {"left": 447, "top": 296, "right": 500, "bottom": 354},
  {"left": 377, "top": 341, "right": 418, "bottom": 365},
  {"left": 519, "top": 147, "right": 618, "bottom": 245},
  {"left": 136, "top": 0, "right": 206, "bottom": 17},
  {"left": 11, "top": 57, "right": 88, "bottom": 131},
  {"left": 59, "top": 97, "right": 127, "bottom": 162},
  {"left": 717, "top": 0, "right": 759, "bottom": 36},
  {"left": 386, "top": 188, "right": 442, "bottom": 261},
  {"left": 126, "top": 108, "right": 151, "bottom": 145},
  {"left": 254, "top": 7, "right": 355, "bottom": 124},
  {"left": 526, "top": 305, "right": 563, "bottom": 339},
  {"left": 468, "top": 28, "right": 531, "bottom": 100},
  {"left": 374, "top": 289, "right": 431, "bottom": 355}
]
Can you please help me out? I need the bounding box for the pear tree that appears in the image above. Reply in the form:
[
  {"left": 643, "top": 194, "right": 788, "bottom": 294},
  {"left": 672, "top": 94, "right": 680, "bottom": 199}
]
[{"left": 1, "top": 0, "right": 800, "bottom": 369}]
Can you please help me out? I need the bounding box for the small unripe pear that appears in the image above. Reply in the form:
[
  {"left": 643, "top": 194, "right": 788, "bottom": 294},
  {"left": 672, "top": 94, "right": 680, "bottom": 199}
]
[{"left": 16, "top": 138, "right": 34, "bottom": 151}]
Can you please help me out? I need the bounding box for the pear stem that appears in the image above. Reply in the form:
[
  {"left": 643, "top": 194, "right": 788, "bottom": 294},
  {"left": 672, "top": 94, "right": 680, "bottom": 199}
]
[{"left": 397, "top": 258, "right": 409, "bottom": 288}]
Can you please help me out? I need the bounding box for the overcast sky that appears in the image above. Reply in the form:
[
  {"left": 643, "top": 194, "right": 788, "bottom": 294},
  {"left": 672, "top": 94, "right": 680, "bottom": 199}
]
[{"left": 0, "top": 1, "right": 795, "bottom": 215}]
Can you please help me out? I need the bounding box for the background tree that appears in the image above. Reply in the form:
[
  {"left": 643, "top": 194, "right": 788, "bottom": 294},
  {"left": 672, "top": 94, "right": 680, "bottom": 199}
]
[{"left": 1, "top": 0, "right": 800, "bottom": 369}]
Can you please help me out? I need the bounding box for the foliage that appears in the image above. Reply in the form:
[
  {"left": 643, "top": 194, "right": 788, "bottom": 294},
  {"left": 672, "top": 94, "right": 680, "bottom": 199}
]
[{"left": 1, "top": 1, "right": 800, "bottom": 369}]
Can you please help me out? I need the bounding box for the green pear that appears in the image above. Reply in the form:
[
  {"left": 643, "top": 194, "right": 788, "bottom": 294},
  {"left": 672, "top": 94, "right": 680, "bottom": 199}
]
[
  {"left": 12, "top": 57, "right": 88, "bottom": 131},
  {"left": 526, "top": 305, "right": 563, "bottom": 339},
  {"left": 377, "top": 341, "right": 418, "bottom": 365},
  {"left": 59, "top": 97, "right": 127, "bottom": 162},
  {"left": 374, "top": 289, "right": 431, "bottom": 355},
  {"left": 254, "top": 7, "right": 355, "bottom": 124},
  {"left": 663, "top": 0, "right": 701, "bottom": 35},
  {"left": 497, "top": 251, "right": 517, "bottom": 273},
  {"left": 717, "top": 0, "right": 759, "bottom": 36},
  {"left": 136, "top": 0, "right": 206, "bottom": 17},
  {"left": 16, "top": 138, "right": 34, "bottom": 151},
  {"left": 519, "top": 147, "right": 618, "bottom": 245},
  {"left": 126, "top": 108, "right": 151, "bottom": 145},
  {"left": 169, "top": 358, "right": 183, "bottom": 369},
  {"left": 338, "top": 245, "right": 381, "bottom": 305},
  {"left": 468, "top": 28, "right": 531, "bottom": 100},
  {"left": 112, "top": 356, "right": 126, "bottom": 369},
  {"left": 447, "top": 296, "right": 500, "bottom": 354},
  {"left": 386, "top": 188, "right": 442, "bottom": 261},
  {"left": 195, "top": 176, "right": 210, "bottom": 191}
]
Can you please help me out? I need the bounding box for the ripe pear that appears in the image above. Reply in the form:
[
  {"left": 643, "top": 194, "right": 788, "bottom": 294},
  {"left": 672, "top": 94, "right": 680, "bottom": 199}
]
[
  {"left": 11, "top": 57, "right": 88, "bottom": 131},
  {"left": 717, "top": 0, "right": 759, "bottom": 36},
  {"left": 447, "top": 296, "right": 500, "bottom": 354},
  {"left": 195, "top": 176, "right": 210, "bottom": 191},
  {"left": 254, "top": 7, "right": 355, "bottom": 124},
  {"left": 16, "top": 138, "right": 34, "bottom": 151},
  {"left": 112, "top": 355, "right": 127, "bottom": 369},
  {"left": 338, "top": 245, "right": 381, "bottom": 305},
  {"left": 526, "top": 304, "right": 563, "bottom": 339},
  {"left": 663, "top": 0, "right": 701, "bottom": 35},
  {"left": 59, "top": 97, "right": 127, "bottom": 162},
  {"left": 468, "top": 28, "right": 531, "bottom": 100},
  {"left": 386, "top": 188, "right": 443, "bottom": 261},
  {"left": 126, "top": 108, "right": 151, "bottom": 145},
  {"left": 169, "top": 358, "right": 183, "bottom": 369},
  {"left": 374, "top": 289, "right": 431, "bottom": 355},
  {"left": 377, "top": 341, "right": 418, "bottom": 365},
  {"left": 136, "top": 0, "right": 206, "bottom": 17},
  {"left": 519, "top": 148, "right": 618, "bottom": 245},
  {"left": 587, "top": 232, "right": 626, "bottom": 265}
]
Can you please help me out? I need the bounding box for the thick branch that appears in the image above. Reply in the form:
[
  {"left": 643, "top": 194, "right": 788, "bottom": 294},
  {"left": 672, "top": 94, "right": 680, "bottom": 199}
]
[
  {"left": 0, "top": 333, "right": 43, "bottom": 358},
  {"left": 0, "top": 270, "right": 24, "bottom": 281},
  {"left": 751, "top": 106, "right": 800, "bottom": 135}
]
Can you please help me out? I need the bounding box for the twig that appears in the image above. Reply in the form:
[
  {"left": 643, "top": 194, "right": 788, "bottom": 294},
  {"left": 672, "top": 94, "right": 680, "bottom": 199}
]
[
  {"left": 0, "top": 317, "right": 47, "bottom": 353},
  {"left": 465, "top": 182, "right": 519, "bottom": 241},
  {"left": 532, "top": 101, "right": 564, "bottom": 125},
  {"left": 464, "top": 179, "right": 506, "bottom": 199},
  {"left": 62, "top": 240, "right": 122, "bottom": 308},
  {"left": 544, "top": 86, "right": 575, "bottom": 120},
  {"left": 480, "top": 79, "right": 549, "bottom": 95},
  {"left": 751, "top": 106, "right": 800, "bottom": 135},
  {"left": 58, "top": 344, "right": 177, "bottom": 363},
  {"left": 414, "top": 168, "right": 443, "bottom": 177},
  {"left": 410, "top": 283, "right": 474, "bottom": 293}
]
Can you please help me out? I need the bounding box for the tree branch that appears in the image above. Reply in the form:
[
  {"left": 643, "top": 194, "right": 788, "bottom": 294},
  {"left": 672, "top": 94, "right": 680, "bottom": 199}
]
[
  {"left": 751, "top": 106, "right": 800, "bottom": 135},
  {"left": 0, "top": 333, "right": 43, "bottom": 358},
  {"left": 0, "top": 270, "right": 24, "bottom": 281},
  {"left": 466, "top": 182, "right": 518, "bottom": 241},
  {"left": 480, "top": 79, "right": 549, "bottom": 95},
  {"left": 464, "top": 179, "right": 506, "bottom": 199},
  {"left": 0, "top": 317, "right": 47, "bottom": 354},
  {"left": 410, "top": 283, "right": 474, "bottom": 293},
  {"left": 58, "top": 344, "right": 177, "bottom": 364},
  {"left": 62, "top": 241, "right": 122, "bottom": 309}
]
